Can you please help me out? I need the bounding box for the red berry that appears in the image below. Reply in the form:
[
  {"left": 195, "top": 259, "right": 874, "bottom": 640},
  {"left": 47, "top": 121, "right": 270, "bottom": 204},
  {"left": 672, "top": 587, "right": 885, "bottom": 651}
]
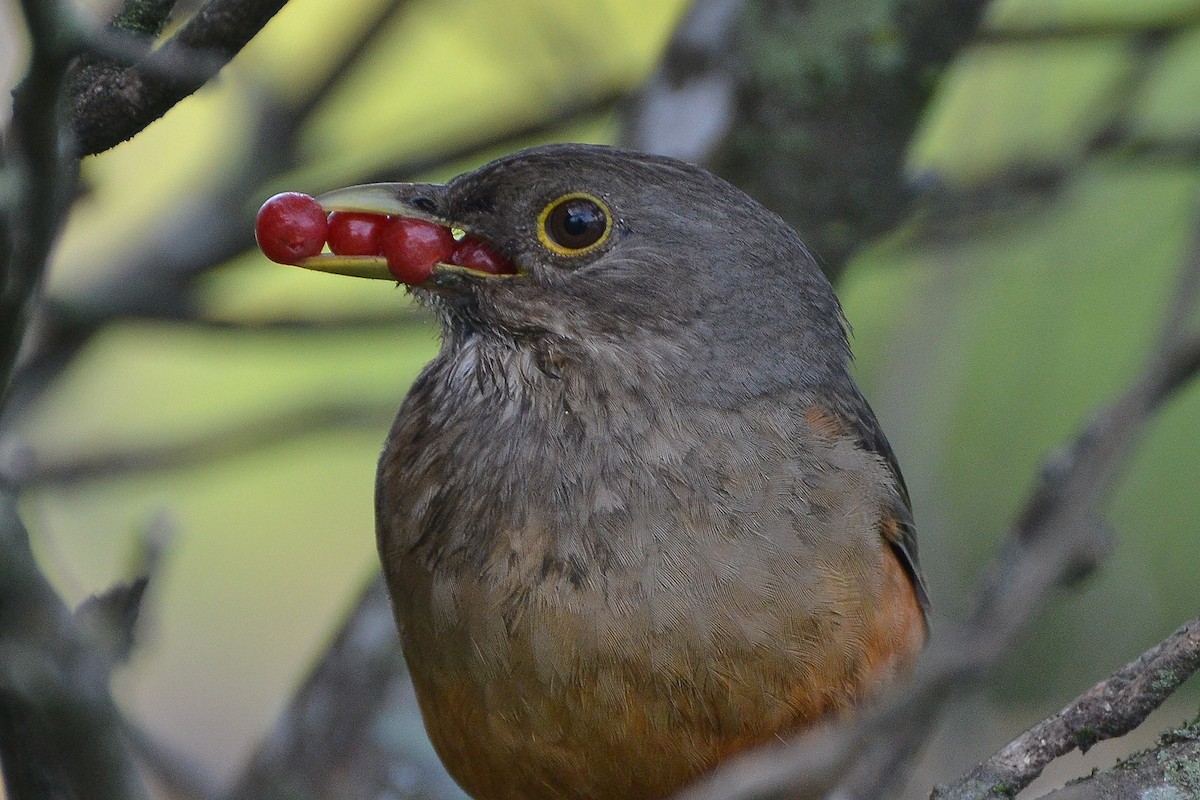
[
  {"left": 327, "top": 212, "right": 386, "bottom": 256},
  {"left": 380, "top": 217, "right": 456, "bottom": 285},
  {"left": 450, "top": 237, "right": 514, "bottom": 275},
  {"left": 255, "top": 192, "right": 328, "bottom": 264}
]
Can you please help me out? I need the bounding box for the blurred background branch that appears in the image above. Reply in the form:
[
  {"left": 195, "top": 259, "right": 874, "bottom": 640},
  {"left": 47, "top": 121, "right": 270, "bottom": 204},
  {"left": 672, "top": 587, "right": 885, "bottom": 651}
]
[
  {"left": 1, "top": 0, "right": 134, "bottom": 795},
  {"left": 0, "top": 496, "right": 147, "bottom": 800}
]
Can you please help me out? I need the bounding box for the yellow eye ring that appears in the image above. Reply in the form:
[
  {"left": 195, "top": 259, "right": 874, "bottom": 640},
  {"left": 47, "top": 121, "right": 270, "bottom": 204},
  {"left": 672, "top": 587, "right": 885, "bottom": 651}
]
[{"left": 537, "top": 193, "right": 612, "bottom": 257}]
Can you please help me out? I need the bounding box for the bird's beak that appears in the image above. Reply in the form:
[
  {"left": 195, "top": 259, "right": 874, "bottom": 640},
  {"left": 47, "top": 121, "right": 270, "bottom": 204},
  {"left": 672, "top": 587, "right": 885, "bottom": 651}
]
[
  {"left": 316, "top": 182, "right": 448, "bottom": 224},
  {"left": 290, "top": 181, "right": 520, "bottom": 284},
  {"left": 288, "top": 182, "right": 451, "bottom": 281}
]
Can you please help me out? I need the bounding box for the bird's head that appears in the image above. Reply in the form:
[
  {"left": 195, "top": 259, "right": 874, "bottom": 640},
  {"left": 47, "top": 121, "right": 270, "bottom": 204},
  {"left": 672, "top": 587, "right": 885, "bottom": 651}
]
[{"left": 296, "top": 143, "right": 851, "bottom": 401}]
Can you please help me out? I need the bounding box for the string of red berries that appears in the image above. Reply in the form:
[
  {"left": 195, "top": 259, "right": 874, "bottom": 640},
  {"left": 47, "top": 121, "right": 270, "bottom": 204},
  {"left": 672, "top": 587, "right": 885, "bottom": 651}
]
[{"left": 255, "top": 192, "right": 514, "bottom": 284}]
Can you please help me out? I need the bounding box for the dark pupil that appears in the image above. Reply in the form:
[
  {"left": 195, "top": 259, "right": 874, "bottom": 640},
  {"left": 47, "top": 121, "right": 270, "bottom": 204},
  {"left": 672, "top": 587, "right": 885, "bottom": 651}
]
[
  {"left": 563, "top": 209, "right": 591, "bottom": 236},
  {"left": 549, "top": 199, "right": 606, "bottom": 249}
]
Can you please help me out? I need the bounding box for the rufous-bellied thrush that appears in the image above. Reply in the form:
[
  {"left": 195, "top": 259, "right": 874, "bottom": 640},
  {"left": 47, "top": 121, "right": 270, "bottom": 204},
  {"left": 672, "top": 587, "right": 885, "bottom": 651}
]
[{"left": 283, "top": 143, "right": 929, "bottom": 800}]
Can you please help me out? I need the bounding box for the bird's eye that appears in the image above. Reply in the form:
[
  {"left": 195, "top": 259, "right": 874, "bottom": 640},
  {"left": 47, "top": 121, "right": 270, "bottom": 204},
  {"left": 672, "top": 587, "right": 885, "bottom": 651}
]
[{"left": 537, "top": 193, "right": 612, "bottom": 256}]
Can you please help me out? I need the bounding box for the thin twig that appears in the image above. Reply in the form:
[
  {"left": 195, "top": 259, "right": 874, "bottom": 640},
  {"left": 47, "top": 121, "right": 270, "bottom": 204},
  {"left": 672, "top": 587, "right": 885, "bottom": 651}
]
[
  {"left": 934, "top": 616, "right": 1200, "bottom": 800},
  {"left": 4, "top": 399, "right": 396, "bottom": 488},
  {"left": 975, "top": 7, "right": 1200, "bottom": 43},
  {"left": 125, "top": 721, "right": 222, "bottom": 800},
  {"left": 1033, "top": 719, "right": 1200, "bottom": 799}
]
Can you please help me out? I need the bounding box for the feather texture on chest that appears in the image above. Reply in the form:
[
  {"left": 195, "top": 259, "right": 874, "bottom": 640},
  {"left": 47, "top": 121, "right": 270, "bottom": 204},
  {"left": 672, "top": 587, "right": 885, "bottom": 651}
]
[{"left": 377, "top": 330, "right": 894, "bottom": 658}]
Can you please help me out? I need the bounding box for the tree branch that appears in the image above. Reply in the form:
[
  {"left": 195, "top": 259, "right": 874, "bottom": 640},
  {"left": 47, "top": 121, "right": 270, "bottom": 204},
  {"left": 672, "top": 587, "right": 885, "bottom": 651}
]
[
  {"left": 1, "top": 0, "right": 81, "bottom": 403},
  {"left": 1034, "top": 719, "right": 1200, "bottom": 800},
  {"left": 935, "top": 616, "right": 1200, "bottom": 800},
  {"left": 125, "top": 720, "right": 221, "bottom": 800},
  {"left": 70, "top": 0, "right": 293, "bottom": 155},
  {"left": 0, "top": 494, "right": 147, "bottom": 800},
  {"left": 1, "top": 3, "right": 149, "bottom": 796}
]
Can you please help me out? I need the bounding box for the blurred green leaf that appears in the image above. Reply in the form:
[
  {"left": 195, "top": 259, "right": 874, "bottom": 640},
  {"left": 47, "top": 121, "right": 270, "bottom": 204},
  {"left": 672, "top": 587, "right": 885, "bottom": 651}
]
[{"left": 908, "top": 38, "right": 1131, "bottom": 183}]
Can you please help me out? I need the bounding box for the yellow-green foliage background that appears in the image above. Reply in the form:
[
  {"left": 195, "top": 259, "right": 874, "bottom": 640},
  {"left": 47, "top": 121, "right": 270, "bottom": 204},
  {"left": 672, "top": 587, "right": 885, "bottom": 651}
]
[{"left": 5, "top": 0, "right": 1200, "bottom": 792}]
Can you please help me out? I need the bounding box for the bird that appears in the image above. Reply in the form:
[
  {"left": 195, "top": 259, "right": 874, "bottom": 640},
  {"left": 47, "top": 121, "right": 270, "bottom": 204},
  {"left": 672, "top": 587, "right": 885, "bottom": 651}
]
[{"left": 288, "top": 143, "right": 929, "bottom": 800}]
